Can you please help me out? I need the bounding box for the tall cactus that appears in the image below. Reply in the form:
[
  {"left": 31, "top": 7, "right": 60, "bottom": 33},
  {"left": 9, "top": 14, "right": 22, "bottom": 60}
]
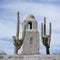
[
  {"left": 41, "top": 17, "right": 51, "bottom": 54},
  {"left": 12, "top": 12, "right": 26, "bottom": 55}
]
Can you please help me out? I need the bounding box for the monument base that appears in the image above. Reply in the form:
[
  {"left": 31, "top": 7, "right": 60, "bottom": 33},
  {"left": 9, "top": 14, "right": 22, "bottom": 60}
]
[{"left": 0, "top": 54, "right": 60, "bottom": 60}]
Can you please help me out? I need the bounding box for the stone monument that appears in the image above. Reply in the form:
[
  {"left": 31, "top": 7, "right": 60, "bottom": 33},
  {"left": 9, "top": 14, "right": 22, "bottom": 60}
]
[{"left": 22, "top": 14, "right": 39, "bottom": 55}]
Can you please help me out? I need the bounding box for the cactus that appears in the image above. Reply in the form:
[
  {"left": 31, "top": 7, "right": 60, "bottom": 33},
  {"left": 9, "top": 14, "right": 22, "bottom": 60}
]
[
  {"left": 12, "top": 12, "right": 26, "bottom": 54},
  {"left": 41, "top": 17, "right": 51, "bottom": 54}
]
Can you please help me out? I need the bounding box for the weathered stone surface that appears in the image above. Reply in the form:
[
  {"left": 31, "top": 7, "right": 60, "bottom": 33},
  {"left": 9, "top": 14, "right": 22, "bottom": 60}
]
[
  {"left": 0, "top": 55, "right": 60, "bottom": 60},
  {"left": 22, "top": 14, "right": 39, "bottom": 55}
]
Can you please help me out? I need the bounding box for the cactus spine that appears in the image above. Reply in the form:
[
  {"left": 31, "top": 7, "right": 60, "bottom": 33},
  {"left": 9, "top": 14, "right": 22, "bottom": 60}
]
[
  {"left": 41, "top": 17, "right": 51, "bottom": 54},
  {"left": 13, "top": 12, "right": 26, "bottom": 55}
]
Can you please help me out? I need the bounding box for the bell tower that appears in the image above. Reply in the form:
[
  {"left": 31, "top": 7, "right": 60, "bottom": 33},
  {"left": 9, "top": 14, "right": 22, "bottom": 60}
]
[{"left": 22, "top": 14, "right": 39, "bottom": 54}]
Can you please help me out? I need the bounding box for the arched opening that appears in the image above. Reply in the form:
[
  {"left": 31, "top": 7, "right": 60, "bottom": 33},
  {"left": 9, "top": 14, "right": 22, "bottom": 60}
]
[{"left": 27, "top": 21, "right": 32, "bottom": 29}]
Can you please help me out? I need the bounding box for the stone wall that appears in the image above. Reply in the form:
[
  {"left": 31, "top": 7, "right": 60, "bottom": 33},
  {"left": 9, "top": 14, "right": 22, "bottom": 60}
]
[{"left": 0, "top": 54, "right": 60, "bottom": 60}]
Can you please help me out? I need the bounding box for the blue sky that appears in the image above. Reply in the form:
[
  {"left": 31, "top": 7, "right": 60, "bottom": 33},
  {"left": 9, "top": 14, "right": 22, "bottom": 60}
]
[{"left": 0, "top": 0, "right": 60, "bottom": 55}]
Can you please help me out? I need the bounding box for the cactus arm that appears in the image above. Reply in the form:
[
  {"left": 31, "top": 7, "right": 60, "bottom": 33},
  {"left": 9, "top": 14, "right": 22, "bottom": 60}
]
[
  {"left": 49, "top": 22, "right": 51, "bottom": 46},
  {"left": 17, "top": 25, "right": 26, "bottom": 50},
  {"left": 12, "top": 36, "right": 18, "bottom": 54},
  {"left": 16, "top": 12, "right": 20, "bottom": 43},
  {"left": 44, "top": 17, "right": 46, "bottom": 35},
  {"left": 49, "top": 23, "right": 51, "bottom": 38},
  {"left": 17, "top": 39, "right": 23, "bottom": 50},
  {"left": 12, "top": 36, "right": 16, "bottom": 46},
  {"left": 41, "top": 23, "right": 43, "bottom": 40}
]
